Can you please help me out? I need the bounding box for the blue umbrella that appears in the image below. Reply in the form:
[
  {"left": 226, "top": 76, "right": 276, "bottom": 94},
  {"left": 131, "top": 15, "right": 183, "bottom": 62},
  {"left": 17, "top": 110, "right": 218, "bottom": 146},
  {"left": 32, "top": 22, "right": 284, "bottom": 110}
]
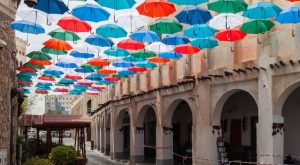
[
  {"left": 74, "top": 84, "right": 89, "bottom": 90},
  {"left": 96, "top": 24, "right": 127, "bottom": 38},
  {"left": 276, "top": 7, "right": 300, "bottom": 37},
  {"left": 190, "top": 38, "right": 219, "bottom": 49},
  {"left": 34, "top": 0, "right": 68, "bottom": 25},
  {"left": 158, "top": 51, "right": 183, "bottom": 59},
  {"left": 18, "top": 77, "right": 33, "bottom": 82},
  {"left": 161, "top": 34, "right": 190, "bottom": 46},
  {"left": 136, "top": 62, "right": 157, "bottom": 68},
  {"left": 86, "top": 75, "right": 103, "bottom": 81},
  {"left": 17, "top": 72, "right": 38, "bottom": 77},
  {"left": 56, "top": 61, "right": 78, "bottom": 68},
  {"left": 72, "top": 3, "right": 110, "bottom": 22},
  {"left": 70, "top": 50, "right": 95, "bottom": 58},
  {"left": 176, "top": 6, "right": 212, "bottom": 25},
  {"left": 112, "top": 60, "right": 134, "bottom": 68},
  {"left": 118, "top": 70, "right": 136, "bottom": 76},
  {"left": 123, "top": 56, "right": 146, "bottom": 62},
  {"left": 184, "top": 24, "right": 216, "bottom": 38},
  {"left": 104, "top": 47, "right": 129, "bottom": 57},
  {"left": 96, "top": 80, "right": 115, "bottom": 85},
  {"left": 36, "top": 82, "right": 53, "bottom": 87},
  {"left": 85, "top": 34, "right": 114, "bottom": 47},
  {"left": 44, "top": 68, "right": 64, "bottom": 76},
  {"left": 243, "top": 2, "right": 282, "bottom": 19},
  {"left": 130, "top": 29, "right": 160, "bottom": 43},
  {"left": 169, "top": 0, "right": 207, "bottom": 5},
  {"left": 59, "top": 78, "right": 76, "bottom": 84},
  {"left": 70, "top": 90, "right": 82, "bottom": 95},
  {"left": 37, "top": 86, "right": 51, "bottom": 90},
  {"left": 74, "top": 67, "right": 94, "bottom": 73}
]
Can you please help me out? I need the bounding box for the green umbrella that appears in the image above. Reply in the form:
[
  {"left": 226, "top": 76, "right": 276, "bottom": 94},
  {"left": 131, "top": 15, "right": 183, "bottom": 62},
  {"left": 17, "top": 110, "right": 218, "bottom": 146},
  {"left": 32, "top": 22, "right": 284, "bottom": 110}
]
[
  {"left": 131, "top": 50, "right": 156, "bottom": 58},
  {"left": 48, "top": 28, "right": 80, "bottom": 42},
  {"left": 112, "top": 74, "right": 129, "bottom": 78},
  {"left": 150, "top": 18, "right": 183, "bottom": 34},
  {"left": 24, "top": 63, "right": 45, "bottom": 70},
  {"left": 42, "top": 74, "right": 61, "bottom": 78},
  {"left": 240, "top": 19, "right": 274, "bottom": 34},
  {"left": 55, "top": 83, "right": 70, "bottom": 87},
  {"left": 208, "top": 0, "right": 248, "bottom": 14},
  {"left": 41, "top": 47, "right": 68, "bottom": 55},
  {"left": 81, "top": 63, "right": 102, "bottom": 71},
  {"left": 26, "top": 51, "right": 52, "bottom": 60}
]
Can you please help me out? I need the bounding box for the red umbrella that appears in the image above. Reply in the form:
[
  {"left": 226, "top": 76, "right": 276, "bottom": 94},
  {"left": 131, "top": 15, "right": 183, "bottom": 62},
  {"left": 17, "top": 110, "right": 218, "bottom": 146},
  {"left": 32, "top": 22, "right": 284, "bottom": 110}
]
[
  {"left": 136, "top": 0, "right": 176, "bottom": 18},
  {"left": 88, "top": 58, "right": 110, "bottom": 67},
  {"left": 43, "top": 38, "right": 73, "bottom": 51},
  {"left": 128, "top": 67, "right": 147, "bottom": 73},
  {"left": 148, "top": 56, "right": 170, "bottom": 63},
  {"left": 86, "top": 92, "right": 99, "bottom": 95},
  {"left": 174, "top": 44, "right": 201, "bottom": 55},
  {"left": 91, "top": 85, "right": 105, "bottom": 90},
  {"left": 35, "top": 90, "right": 49, "bottom": 94},
  {"left": 57, "top": 16, "right": 92, "bottom": 33},
  {"left": 215, "top": 29, "right": 246, "bottom": 42},
  {"left": 65, "top": 74, "right": 83, "bottom": 80},
  {"left": 28, "top": 59, "right": 52, "bottom": 66},
  {"left": 98, "top": 69, "right": 117, "bottom": 75},
  {"left": 38, "top": 76, "right": 56, "bottom": 82},
  {"left": 54, "top": 87, "right": 69, "bottom": 92},
  {"left": 117, "top": 39, "right": 145, "bottom": 50},
  {"left": 78, "top": 81, "right": 93, "bottom": 86},
  {"left": 105, "top": 77, "right": 121, "bottom": 82},
  {"left": 17, "top": 66, "right": 37, "bottom": 72},
  {"left": 18, "top": 81, "right": 33, "bottom": 85}
]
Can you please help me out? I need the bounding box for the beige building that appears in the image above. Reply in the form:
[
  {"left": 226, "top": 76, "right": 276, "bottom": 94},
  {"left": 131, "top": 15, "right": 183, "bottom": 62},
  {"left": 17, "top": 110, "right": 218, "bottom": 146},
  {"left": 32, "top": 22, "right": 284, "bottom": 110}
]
[
  {"left": 85, "top": 1, "right": 300, "bottom": 165},
  {"left": 15, "top": 37, "right": 26, "bottom": 67},
  {"left": 45, "top": 95, "right": 77, "bottom": 114}
]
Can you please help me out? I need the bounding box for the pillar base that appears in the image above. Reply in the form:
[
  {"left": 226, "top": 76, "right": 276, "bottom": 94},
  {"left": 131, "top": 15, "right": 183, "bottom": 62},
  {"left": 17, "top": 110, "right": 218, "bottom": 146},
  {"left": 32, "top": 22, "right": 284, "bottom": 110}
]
[
  {"left": 156, "top": 159, "right": 173, "bottom": 165},
  {"left": 130, "top": 155, "right": 144, "bottom": 164},
  {"left": 100, "top": 147, "right": 104, "bottom": 153}
]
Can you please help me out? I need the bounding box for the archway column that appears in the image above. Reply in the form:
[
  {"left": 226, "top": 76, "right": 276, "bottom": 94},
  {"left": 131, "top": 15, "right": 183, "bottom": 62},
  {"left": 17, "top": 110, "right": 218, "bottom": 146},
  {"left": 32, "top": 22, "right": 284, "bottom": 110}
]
[
  {"left": 100, "top": 116, "right": 105, "bottom": 153},
  {"left": 97, "top": 117, "right": 101, "bottom": 151},
  {"left": 130, "top": 128, "right": 145, "bottom": 164}
]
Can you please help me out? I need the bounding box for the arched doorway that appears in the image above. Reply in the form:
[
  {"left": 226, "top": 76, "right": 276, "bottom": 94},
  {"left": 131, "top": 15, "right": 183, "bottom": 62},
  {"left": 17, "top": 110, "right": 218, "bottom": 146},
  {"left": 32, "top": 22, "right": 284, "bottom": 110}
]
[
  {"left": 282, "top": 86, "right": 300, "bottom": 163},
  {"left": 136, "top": 105, "right": 157, "bottom": 164},
  {"left": 166, "top": 100, "right": 193, "bottom": 165},
  {"left": 114, "top": 109, "right": 130, "bottom": 160},
  {"left": 217, "top": 90, "right": 258, "bottom": 163}
]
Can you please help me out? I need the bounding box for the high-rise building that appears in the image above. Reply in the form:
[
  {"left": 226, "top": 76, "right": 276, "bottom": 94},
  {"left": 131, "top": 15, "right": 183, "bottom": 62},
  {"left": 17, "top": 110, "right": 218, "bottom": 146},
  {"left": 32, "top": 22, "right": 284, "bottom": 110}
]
[
  {"left": 45, "top": 95, "right": 77, "bottom": 114},
  {"left": 15, "top": 37, "right": 27, "bottom": 67}
]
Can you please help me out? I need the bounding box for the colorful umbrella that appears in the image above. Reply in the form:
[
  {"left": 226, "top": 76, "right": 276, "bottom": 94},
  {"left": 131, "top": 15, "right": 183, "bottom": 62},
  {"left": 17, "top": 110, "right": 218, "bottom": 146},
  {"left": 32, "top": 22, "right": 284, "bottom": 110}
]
[
  {"left": 146, "top": 42, "right": 173, "bottom": 53},
  {"left": 128, "top": 67, "right": 147, "bottom": 73},
  {"left": 96, "top": 80, "right": 115, "bottom": 85},
  {"left": 208, "top": 0, "right": 248, "bottom": 14},
  {"left": 28, "top": 59, "right": 52, "bottom": 66},
  {"left": 191, "top": 38, "right": 219, "bottom": 49},
  {"left": 97, "top": 0, "right": 136, "bottom": 10},
  {"left": 176, "top": 7, "right": 212, "bottom": 25},
  {"left": 118, "top": 70, "right": 136, "bottom": 76},
  {"left": 72, "top": 3, "right": 110, "bottom": 22},
  {"left": 96, "top": 24, "right": 127, "bottom": 38},
  {"left": 44, "top": 68, "right": 64, "bottom": 76},
  {"left": 57, "top": 16, "right": 91, "bottom": 32},
  {"left": 209, "top": 13, "right": 244, "bottom": 30},
  {"left": 35, "top": 90, "right": 49, "bottom": 94},
  {"left": 243, "top": 2, "right": 281, "bottom": 19},
  {"left": 169, "top": 0, "right": 207, "bottom": 5},
  {"left": 41, "top": 47, "right": 68, "bottom": 55},
  {"left": 104, "top": 47, "right": 129, "bottom": 57},
  {"left": 98, "top": 69, "right": 117, "bottom": 75},
  {"left": 88, "top": 58, "right": 110, "bottom": 67},
  {"left": 85, "top": 34, "right": 114, "bottom": 47},
  {"left": 117, "top": 39, "right": 145, "bottom": 50},
  {"left": 54, "top": 88, "right": 69, "bottom": 93},
  {"left": 104, "top": 77, "right": 121, "bottom": 82},
  {"left": 70, "top": 51, "right": 94, "bottom": 59},
  {"left": 56, "top": 61, "right": 78, "bottom": 68},
  {"left": 116, "top": 13, "right": 148, "bottom": 33},
  {"left": 174, "top": 44, "right": 201, "bottom": 55},
  {"left": 17, "top": 9, "right": 56, "bottom": 25},
  {"left": 112, "top": 60, "right": 134, "bottom": 68},
  {"left": 81, "top": 63, "right": 102, "bottom": 71},
  {"left": 43, "top": 38, "right": 73, "bottom": 51},
  {"left": 136, "top": 0, "right": 176, "bottom": 18},
  {"left": 123, "top": 56, "right": 146, "bottom": 62},
  {"left": 38, "top": 76, "right": 56, "bottom": 82},
  {"left": 48, "top": 28, "right": 80, "bottom": 42},
  {"left": 275, "top": 7, "right": 300, "bottom": 37},
  {"left": 131, "top": 50, "right": 156, "bottom": 58},
  {"left": 215, "top": 29, "right": 246, "bottom": 41},
  {"left": 91, "top": 85, "right": 105, "bottom": 91},
  {"left": 130, "top": 29, "right": 160, "bottom": 43},
  {"left": 148, "top": 57, "right": 170, "bottom": 63},
  {"left": 184, "top": 24, "right": 216, "bottom": 38},
  {"left": 59, "top": 78, "right": 77, "bottom": 85},
  {"left": 136, "top": 62, "right": 157, "bottom": 68},
  {"left": 240, "top": 19, "right": 274, "bottom": 34},
  {"left": 17, "top": 66, "right": 37, "bottom": 73},
  {"left": 26, "top": 51, "right": 52, "bottom": 60},
  {"left": 65, "top": 74, "right": 83, "bottom": 80},
  {"left": 150, "top": 18, "right": 183, "bottom": 34},
  {"left": 74, "top": 67, "right": 94, "bottom": 73},
  {"left": 159, "top": 51, "right": 183, "bottom": 59},
  {"left": 24, "top": 63, "right": 46, "bottom": 70},
  {"left": 17, "top": 72, "right": 38, "bottom": 77},
  {"left": 161, "top": 34, "right": 190, "bottom": 46}
]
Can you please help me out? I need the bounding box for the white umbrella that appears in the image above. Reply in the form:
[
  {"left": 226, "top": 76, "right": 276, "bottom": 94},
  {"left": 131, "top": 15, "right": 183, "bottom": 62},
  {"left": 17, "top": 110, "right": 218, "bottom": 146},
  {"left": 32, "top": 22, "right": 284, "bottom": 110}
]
[
  {"left": 73, "top": 42, "right": 101, "bottom": 55},
  {"left": 209, "top": 13, "right": 244, "bottom": 30},
  {"left": 116, "top": 11, "right": 149, "bottom": 33},
  {"left": 17, "top": 9, "right": 56, "bottom": 25},
  {"left": 146, "top": 42, "right": 173, "bottom": 53}
]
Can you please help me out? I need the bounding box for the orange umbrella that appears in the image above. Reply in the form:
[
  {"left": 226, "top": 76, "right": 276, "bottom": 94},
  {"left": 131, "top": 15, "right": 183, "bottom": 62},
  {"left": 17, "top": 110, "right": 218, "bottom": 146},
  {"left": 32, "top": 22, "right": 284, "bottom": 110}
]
[
  {"left": 38, "top": 76, "right": 56, "bottom": 82},
  {"left": 65, "top": 74, "right": 83, "bottom": 80},
  {"left": 88, "top": 58, "right": 110, "bottom": 67},
  {"left": 43, "top": 38, "right": 73, "bottom": 51},
  {"left": 128, "top": 67, "right": 147, "bottom": 72},
  {"left": 98, "top": 69, "right": 117, "bottom": 75},
  {"left": 35, "top": 90, "right": 49, "bottom": 94},
  {"left": 136, "top": 0, "right": 176, "bottom": 18},
  {"left": 28, "top": 59, "right": 52, "bottom": 66},
  {"left": 105, "top": 77, "right": 121, "bottom": 82},
  {"left": 17, "top": 66, "right": 37, "bottom": 72},
  {"left": 174, "top": 44, "right": 201, "bottom": 55},
  {"left": 18, "top": 81, "right": 33, "bottom": 85},
  {"left": 148, "top": 56, "right": 170, "bottom": 63},
  {"left": 78, "top": 81, "right": 94, "bottom": 86}
]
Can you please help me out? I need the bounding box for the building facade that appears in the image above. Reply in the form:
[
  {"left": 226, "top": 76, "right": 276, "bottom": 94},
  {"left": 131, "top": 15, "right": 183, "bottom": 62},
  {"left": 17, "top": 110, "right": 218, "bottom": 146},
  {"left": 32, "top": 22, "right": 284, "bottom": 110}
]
[
  {"left": 45, "top": 95, "right": 77, "bottom": 114},
  {"left": 0, "top": 0, "right": 20, "bottom": 165},
  {"left": 89, "top": 1, "right": 300, "bottom": 165},
  {"left": 15, "top": 37, "right": 26, "bottom": 67}
]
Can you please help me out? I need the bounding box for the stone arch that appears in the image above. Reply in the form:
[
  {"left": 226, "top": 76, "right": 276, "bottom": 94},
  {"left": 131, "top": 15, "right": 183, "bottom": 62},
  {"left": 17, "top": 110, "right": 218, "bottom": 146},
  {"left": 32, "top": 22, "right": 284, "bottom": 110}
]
[
  {"left": 136, "top": 104, "right": 157, "bottom": 127},
  {"left": 164, "top": 98, "right": 193, "bottom": 127},
  {"left": 212, "top": 89, "right": 257, "bottom": 126},
  {"left": 115, "top": 108, "right": 130, "bottom": 129}
]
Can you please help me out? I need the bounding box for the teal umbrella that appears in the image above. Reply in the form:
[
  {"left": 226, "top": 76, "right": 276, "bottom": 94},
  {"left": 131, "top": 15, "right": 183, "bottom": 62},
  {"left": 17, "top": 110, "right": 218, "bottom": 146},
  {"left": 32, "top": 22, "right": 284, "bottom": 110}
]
[
  {"left": 96, "top": 24, "right": 127, "bottom": 38},
  {"left": 184, "top": 24, "right": 216, "bottom": 38},
  {"left": 190, "top": 38, "right": 219, "bottom": 49},
  {"left": 169, "top": 0, "right": 207, "bottom": 5},
  {"left": 123, "top": 56, "right": 146, "bottom": 62},
  {"left": 243, "top": 2, "right": 282, "bottom": 19},
  {"left": 104, "top": 47, "right": 129, "bottom": 57}
]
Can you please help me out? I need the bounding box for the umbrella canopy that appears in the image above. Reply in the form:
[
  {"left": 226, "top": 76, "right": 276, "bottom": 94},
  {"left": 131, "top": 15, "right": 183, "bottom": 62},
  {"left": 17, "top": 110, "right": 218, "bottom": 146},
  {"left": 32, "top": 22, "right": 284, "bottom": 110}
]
[
  {"left": 81, "top": 63, "right": 102, "bottom": 70},
  {"left": 104, "top": 47, "right": 129, "bottom": 57},
  {"left": 130, "top": 29, "right": 160, "bottom": 43},
  {"left": 24, "top": 63, "right": 46, "bottom": 70},
  {"left": 38, "top": 76, "right": 56, "bottom": 82},
  {"left": 26, "top": 51, "right": 52, "bottom": 60},
  {"left": 57, "top": 16, "right": 91, "bottom": 32},
  {"left": 34, "top": 0, "right": 68, "bottom": 14},
  {"left": 191, "top": 38, "right": 219, "bottom": 49},
  {"left": 150, "top": 18, "right": 183, "bottom": 34},
  {"left": 70, "top": 51, "right": 95, "bottom": 59},
  {"left": 96, "top": 24, "right": 127, "bottom": 38},
  {"left": 18, "top": 72, "right": 38, "bottom": 77},
  {"left": 209, "top": 13, "right": 244, "bottom": 30},
  {"left": 17, "top": 66, "right": 37, "bottom": 73},
  {"left": 148, "top": 57, "right": 170, "bottom": 63},
  {"left": 116, "top": 13, "right": 148, "bottom": 32},
  {"left": 44, "top": 68, "right": 64, "bottom": 76},
  {"left": 176, "top": 7, "right": 212, "bottom": 25},
  {"left": 146, "top": 42, "right": 173, "bottom": 53},
  {"left": 136, "top": 62, "right": 157, "bottom": 68},
  {"left": 243, "top": 2, "right": 282, "bottom": 19},
  {"left": 128, "top": 67, "right": 147, "bottom": 72},
  {"left": 131, "top": 50, "right": 156, "bottom": 58},
  {"left": 112, "top": 60, "right": 135, "bottom": 68},
  {"left": 43, "top": 38, "right": 73, "bottom": 51},
  {"left": 58, "top": 78, "right": 77, "bottom": 84},
  {"left": 215, "top": 29, "right": 247, "bottom": 41},
  {"left": 48, "top": 28, "right": 80, "bottom": 41},
  {"left": 123, "top": 56, "right": 146, "bottom": 62},
  {"left": 275, "top": 7, "right": 300, "bottom": 24},
  {"left": 117, "top": 39, "right": 145, "bottom": 50},
  {"left": 208, "top": 0, "right": 248, "bottom": 14},
  {"left": 88, "top": 58, "right": 110, "bottom": 67},
  {"left": 118, "top": 70, "right": 136, "bottom": 76},
  {"left": 96, "top": 80, "right": 115, "bottom": 85},
  {"left": 35, "top": 90, "right": 49, "bottom": 94},
  {"left": 74, "top": 67, "right": 94, "bottom": 73},
  {"left": 28, "top": 59, "right": 52, "bottom": 66},
  {"left": 73, "top": 42, "right": 100, "bottom": 54},
  {"left": 174, "top": 44, "right": 201, "bottom": 55},
  {"left": 159, "top": 51, "right": 182, "bottom": 59},
  {"left": 104, "top": 77, "right": 121, "bottom": 82},
  {"left": 184, "top": 24, "right": 216, "bottom": 38},
  {"left": 10, "top": 20, "right": 45, "bottom": 34},
  {"left": 97, "top": 0, "right": 136, "bottom": 10},
  {"left": 17, "top": 9, "right": 56, "bottom": 25},
  {"left": 41, "top": 47, "right": 68, "bottom": 55},
  {"left": 161, "top": 34, "right": 190, "bottom": 46},
  {"left": 169, "top": 0, "right": 207, "bottom": 5},
  {"left": 65, "top": 74, "right": 83, "bottom": 80},
  {"left": 36, "top": 82, "right": 53, "bottom": 87},
  {"left": 72, "top": 3, "right": 110, "bottom": 22},
  {"left": 56, "top": 61, "right": 78, "bottom": 68},
  {"left": 98, "top": 69, "right": 117, "bottom": 74},
  {"left": 54, "top": 88, "right": 69, "bottom": 93},
  {"left": 85, "top": 34, "right": 114, "bottom": 47},
  {"left": 240, "top": 19, "right": 274, "bottom": 34},
  {"left": 136, "top": 0, "right": 176, "bottom": 18}
]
